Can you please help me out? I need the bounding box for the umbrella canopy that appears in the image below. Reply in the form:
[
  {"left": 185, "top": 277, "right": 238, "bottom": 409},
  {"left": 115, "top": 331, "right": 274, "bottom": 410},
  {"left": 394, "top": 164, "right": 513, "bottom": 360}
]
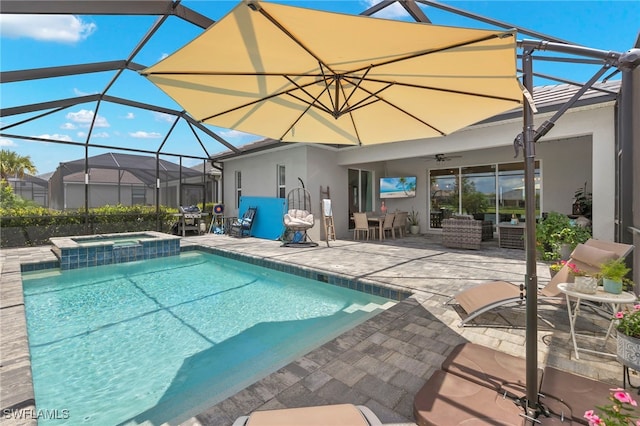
[{"left": 142, "top": 0, "right": 523, "bottom": 145}]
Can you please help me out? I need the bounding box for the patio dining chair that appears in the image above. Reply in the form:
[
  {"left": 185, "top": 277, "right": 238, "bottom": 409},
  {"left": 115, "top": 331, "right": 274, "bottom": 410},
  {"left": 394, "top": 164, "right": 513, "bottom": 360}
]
[
  {"left": 392, "top": 211, "right": 408, "bottom": 237},
  {"left": 381, "top": 212, "right": 395, "bottom": 239},
  {"left": 353, "top": 212, "right": 376, "bottom": 240}
]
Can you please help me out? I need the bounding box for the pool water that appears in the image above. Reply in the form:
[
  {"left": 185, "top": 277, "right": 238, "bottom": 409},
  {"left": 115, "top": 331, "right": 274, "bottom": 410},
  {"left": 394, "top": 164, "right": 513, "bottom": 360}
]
[
  {"left": 71, "top": 233, "right": 155, "bottom": 245},
  {"left": 22, "top": 251, "right": 394, "bottom": 425}
]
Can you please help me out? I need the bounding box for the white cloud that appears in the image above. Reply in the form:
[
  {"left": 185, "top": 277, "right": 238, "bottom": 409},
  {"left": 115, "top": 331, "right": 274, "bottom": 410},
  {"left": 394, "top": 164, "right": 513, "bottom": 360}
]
[
  {"left": 77, "top": 132, "right": 86, "bottom": 138},
  {"left": 0, "top": 15, "right": 96, "bottom": 43},
  {"left": 37, "top": 134, "right": 73, "bottom": 142},
  {"left": 220, "top": 129, "right": 253, "bottom": 140},
  {"left": 92, "top": 132, "right": 110, "bottom": 138},
  {"left": 129, "top": 131, "right": 162, "bottom": 139},
  {"left": 73, "top": 88, "right": 93, "bottom": 96},
  {"left": 160, "top": 53, "right": 169, "bottom": 61},
  {"left": 361, "top": 0, "right": 407, "bottom": 19},
  {"left": 153, "top": 112, "right": 175, "bottom": 123},
  {"left": 0, "top": 138, "right": 17, "bottom": 147},
  {"left": 65, "top": 109, "right": 109, "bottom": 128},
  {"left": 61, "top": 123, "right": 77, "bottom": 130},
  {"left": 123, "top": 112, "right": 135, "bottom": 120}
]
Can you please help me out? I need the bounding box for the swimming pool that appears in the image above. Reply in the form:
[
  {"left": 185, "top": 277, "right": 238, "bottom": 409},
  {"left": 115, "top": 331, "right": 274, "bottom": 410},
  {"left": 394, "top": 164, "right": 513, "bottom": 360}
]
[{"left": 22, "top": 251, "right": 396, "bottom": 425}]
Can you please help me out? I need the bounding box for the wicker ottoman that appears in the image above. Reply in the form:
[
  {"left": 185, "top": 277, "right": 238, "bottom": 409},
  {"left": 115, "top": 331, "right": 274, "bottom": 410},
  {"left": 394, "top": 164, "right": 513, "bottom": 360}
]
[{"left": 442, "top": 217, "right": 483, "bottom": 250}]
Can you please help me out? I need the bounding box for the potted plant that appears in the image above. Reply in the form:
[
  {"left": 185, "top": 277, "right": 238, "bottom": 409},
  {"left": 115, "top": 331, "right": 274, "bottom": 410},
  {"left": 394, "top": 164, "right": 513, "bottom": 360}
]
[
  {"left": 584, "top": 388, "right": 640, "bottom": 425},
  {"left": 548, "top": 260, "right": 566, "bottom": 278},
  {"left": 551, "top": 226, "right": 591, "bottom": 260},
  {"left": 599, "top": 258, "right": 631, "bottom": 294},
  {"left": 565, "top": 261, "right": 597, "bottom": 294},
  {"left": 536, "top": 212, "right": 591, "bottom": 261},
  {"left": 408, "top": 210, "right": 420, "bottom": 235},
  {"left": 616, "top": 305, "right": 640, "bottom": 372},
  {"left": 573, "top": 182, "right": 592, "bottom": 218}
]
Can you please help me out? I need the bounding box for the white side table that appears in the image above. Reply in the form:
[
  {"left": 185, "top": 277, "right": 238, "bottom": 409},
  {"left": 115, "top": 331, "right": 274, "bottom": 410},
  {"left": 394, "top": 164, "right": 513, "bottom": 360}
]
[{"left": 558, "top": 283, "right": 637, "bottom": 359}]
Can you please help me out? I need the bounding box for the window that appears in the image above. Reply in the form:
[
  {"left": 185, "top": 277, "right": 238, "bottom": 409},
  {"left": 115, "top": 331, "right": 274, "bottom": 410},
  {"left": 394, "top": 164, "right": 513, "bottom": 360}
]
[
  {"left": 429, "top": 161, "right": 541, "bottom": 229},
  {"left": 277, "top": 165, "right": 286, "bottom": 198},
  {"left": 235, "top": 171, "right": 242, "bottom": 208},
  {"left": 131, "top": 186, "right": 146, "bottom": 205}
]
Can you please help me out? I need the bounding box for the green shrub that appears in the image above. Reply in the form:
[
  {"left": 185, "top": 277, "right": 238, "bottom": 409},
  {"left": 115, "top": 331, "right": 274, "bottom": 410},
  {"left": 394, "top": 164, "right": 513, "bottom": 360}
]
[
  {"left": 536, "top": 212, "right": 591, "bottom": 261},
  {"left": 0, "top": 204, "right": 176, "bottom": 247}
]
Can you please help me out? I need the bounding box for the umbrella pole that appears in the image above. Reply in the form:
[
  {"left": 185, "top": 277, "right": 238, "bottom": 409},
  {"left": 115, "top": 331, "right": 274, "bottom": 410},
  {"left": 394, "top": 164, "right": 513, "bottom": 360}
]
[{"left": 521, "top": 46, "right": 540, "bottom": 419}]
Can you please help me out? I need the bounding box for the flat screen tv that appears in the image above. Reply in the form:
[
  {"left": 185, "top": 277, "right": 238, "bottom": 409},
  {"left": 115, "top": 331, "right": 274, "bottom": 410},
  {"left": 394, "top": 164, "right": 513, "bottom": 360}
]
[{"left": 380, "top": 176, "right": 417, "bottom": 199}]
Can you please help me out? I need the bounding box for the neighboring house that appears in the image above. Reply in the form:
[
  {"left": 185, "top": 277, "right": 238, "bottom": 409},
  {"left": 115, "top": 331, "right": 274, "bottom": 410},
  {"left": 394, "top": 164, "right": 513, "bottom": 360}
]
[
  {"left": 211, "top": 81, "right": 627, "bottom": 244},
  {"left": 6, "top": 173, "right": 49, "bottom": 207},
  {"left": 48, "top": 153, "right": 208, "bottom": 210}
]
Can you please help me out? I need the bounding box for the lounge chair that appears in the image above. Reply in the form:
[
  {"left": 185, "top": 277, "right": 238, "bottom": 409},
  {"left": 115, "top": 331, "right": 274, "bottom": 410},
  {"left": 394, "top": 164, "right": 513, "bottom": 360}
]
[
  {"left": 448, "top": 238, "right": 634, "bottom": 326},
  {"left": 414, "top": 342, "right": 615, "bottom": 425},
  {"left": 232, "top": 403, "right": 382, "bottom": 426},
  {"left": 229, "top": 206, "right": 257, "bottom": 238}
]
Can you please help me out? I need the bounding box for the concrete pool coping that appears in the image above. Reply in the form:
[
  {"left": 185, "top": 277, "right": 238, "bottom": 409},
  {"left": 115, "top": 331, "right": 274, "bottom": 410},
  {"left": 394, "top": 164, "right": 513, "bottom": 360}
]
[{"left": 0, "top": 233, "right": 627, "bottom": 425}]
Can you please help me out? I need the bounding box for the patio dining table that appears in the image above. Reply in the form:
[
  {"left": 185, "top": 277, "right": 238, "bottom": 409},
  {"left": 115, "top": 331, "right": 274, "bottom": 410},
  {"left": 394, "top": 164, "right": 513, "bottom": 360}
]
[{"left": 366, "top": 214, "right": 385, "bottom": 241}]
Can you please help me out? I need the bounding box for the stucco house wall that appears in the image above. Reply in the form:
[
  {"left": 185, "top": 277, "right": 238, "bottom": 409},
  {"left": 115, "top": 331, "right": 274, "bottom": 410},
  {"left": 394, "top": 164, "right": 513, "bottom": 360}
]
[
  {"left": 222, "top": 144, "right": 350, "bottom": 241},
  {"left": 219, "top": 101, "right": 616, "bottom": 242}
]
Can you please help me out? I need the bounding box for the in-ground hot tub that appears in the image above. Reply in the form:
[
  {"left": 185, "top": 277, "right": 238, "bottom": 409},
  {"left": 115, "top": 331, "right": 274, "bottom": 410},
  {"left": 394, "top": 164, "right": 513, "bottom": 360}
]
[{"left": 50, "top": 231, "right": 180, "bottom": 270}]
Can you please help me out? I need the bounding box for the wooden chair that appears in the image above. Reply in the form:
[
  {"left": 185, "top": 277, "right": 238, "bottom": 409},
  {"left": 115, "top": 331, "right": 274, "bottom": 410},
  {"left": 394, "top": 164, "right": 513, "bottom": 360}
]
[
  {"left": 381, "top": 213, "right": 395, "bottom": 239},
  {"left": 392, "top": 211, "right": 408, "bottom": 237},
  {"left": 353, "top": 212, "right": 376, "bottom": 240}
]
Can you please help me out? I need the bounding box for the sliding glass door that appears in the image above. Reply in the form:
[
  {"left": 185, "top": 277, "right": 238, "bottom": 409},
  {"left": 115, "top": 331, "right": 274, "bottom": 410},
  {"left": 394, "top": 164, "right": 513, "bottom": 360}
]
[
  {"left": 497, "top": 162, "right": 541, "bottom": 222},
  {"left": 429, "top": 161, "right": 540, "bottom": 229},
  {"left": 348, "top": 168, "right": 373, "bottom": 228}
]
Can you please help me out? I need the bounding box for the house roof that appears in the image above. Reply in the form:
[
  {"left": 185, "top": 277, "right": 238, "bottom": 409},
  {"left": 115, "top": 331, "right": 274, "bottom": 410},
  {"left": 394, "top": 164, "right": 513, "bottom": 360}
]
[
  {"left": 210, "top": 80, "right": 621, "bottom": 162},
  {"left": 6, "top": 173, "right": 48, "bottom": 185},
  {"left": 56, "top": 152, "right": 202, "bottom": 185}
]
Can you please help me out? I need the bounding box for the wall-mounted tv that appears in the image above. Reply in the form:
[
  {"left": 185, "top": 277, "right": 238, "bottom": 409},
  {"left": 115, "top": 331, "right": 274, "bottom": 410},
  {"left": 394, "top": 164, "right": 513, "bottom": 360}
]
[{"left": 380, "top": 176, "right": 417, "bottom": 199}]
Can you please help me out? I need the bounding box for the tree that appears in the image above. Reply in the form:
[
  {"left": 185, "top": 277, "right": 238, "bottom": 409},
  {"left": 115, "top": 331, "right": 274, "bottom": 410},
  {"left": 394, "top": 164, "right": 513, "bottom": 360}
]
[
  {"left": 0, "top": 149, "right": 37, "bottom": 180},
  {"left": 452, "top": 177, "right": 489, "bottom": 215}
]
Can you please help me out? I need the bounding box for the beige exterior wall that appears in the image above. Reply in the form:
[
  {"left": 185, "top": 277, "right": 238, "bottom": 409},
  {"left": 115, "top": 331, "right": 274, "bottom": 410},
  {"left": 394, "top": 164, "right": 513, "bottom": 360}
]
[{"left": 221, "top": 103, "right": 616, "bottom": 241}]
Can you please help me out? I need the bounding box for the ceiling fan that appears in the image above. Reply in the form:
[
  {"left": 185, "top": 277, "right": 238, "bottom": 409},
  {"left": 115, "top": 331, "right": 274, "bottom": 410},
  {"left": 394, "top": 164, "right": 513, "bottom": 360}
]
[{"left": 424, "top": 153, "right": 462, "bottom": 163}]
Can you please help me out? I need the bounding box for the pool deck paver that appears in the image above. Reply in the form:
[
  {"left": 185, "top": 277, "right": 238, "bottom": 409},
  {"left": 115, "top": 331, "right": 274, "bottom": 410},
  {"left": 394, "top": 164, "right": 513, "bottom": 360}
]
[{"left": 0, "top": 234, "right": 630, "bottom": 425}]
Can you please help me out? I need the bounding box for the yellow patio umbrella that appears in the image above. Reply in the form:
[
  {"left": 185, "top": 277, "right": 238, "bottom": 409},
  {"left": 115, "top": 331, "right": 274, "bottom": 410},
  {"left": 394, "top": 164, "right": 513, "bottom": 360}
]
[{"left": 142, "top": 0, "right": 523, "bottom": 145}]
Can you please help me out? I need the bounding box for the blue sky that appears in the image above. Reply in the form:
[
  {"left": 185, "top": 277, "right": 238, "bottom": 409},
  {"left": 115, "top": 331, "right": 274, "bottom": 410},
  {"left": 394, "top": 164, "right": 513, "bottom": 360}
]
[{"left": 1, "top": 1, "right": 638, "bottom": 175}]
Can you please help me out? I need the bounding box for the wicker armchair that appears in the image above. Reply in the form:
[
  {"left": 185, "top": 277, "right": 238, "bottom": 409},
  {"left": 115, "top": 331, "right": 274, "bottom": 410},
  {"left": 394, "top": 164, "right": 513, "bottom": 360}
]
[{"left": 442, "top": 216, "right": 483, "bottom": 250}]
